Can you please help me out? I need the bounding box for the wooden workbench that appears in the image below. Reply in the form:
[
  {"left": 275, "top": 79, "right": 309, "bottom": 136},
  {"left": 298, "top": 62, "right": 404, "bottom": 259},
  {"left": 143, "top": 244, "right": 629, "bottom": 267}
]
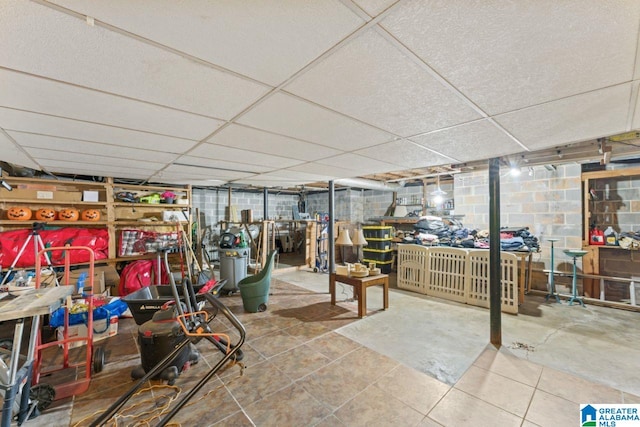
[{"left": 0, "top": 286, "right": 73, "bottom": 426}]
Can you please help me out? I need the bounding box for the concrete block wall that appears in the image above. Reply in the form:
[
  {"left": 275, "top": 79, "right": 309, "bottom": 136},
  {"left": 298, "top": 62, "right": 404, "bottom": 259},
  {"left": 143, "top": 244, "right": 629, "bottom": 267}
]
[
  {"left": 454, "top": 164, "right": 583, "bottom": 290},
  {"left": 193, "top": 188, "right": 298, "bottom": 234}
]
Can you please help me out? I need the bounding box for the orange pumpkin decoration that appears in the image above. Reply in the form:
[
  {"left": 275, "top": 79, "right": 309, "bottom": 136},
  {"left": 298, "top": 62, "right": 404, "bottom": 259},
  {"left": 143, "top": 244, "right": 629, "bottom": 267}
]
[
  {"left": 7, "top": 207, "right": 32, "bottom": 221},
  {"left": 35, "top": 208, "right": 57, "bottom": 221},
  {"left": 58, "top": 208, "right": 79, "bottom": 221},
  {"left": 80, "top": 209, "right": 101, "bottom": 221}
]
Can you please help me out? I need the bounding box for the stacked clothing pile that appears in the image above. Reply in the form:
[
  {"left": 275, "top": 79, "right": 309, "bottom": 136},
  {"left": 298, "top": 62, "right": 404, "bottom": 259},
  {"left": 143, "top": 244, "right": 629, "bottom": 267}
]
[
  {"left": 619, "top": 231, "right": 640, "bottom": 250},
  {"left": 405, "top": 217, "right": 539, "bottom": 252}
]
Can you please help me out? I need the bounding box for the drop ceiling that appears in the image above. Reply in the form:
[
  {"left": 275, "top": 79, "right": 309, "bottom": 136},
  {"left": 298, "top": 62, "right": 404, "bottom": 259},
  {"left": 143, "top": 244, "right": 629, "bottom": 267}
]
[{"left": 2, "top": 0, "right": 640, "bottom": 188}]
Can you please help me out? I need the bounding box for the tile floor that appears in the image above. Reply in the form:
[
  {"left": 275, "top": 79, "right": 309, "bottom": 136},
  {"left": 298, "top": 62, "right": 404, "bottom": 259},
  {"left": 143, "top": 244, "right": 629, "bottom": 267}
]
[{"left": 31, "top": 270, "right": 640, "bottom": 426}]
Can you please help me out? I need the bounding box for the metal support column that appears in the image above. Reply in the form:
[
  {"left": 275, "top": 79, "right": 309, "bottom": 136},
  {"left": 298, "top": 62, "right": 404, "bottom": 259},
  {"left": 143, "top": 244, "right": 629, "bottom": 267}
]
[
  {"left": 489, "top": 158, "right": 502, "bottom": 347},
  {"left": 328, "top": 181, "right": 335, "bottom": 275},
  {"left": 263, "top": 187, "right": 268, "bottom": 220}
]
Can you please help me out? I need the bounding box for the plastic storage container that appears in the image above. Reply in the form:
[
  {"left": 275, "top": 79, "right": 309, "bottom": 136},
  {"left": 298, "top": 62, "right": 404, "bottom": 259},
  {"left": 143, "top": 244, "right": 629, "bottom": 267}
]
[
  {"left": 365, "top": 240, "right": 392, "bottom": 251},
  {"left": 362, "top": 226, "right": 393, "bottom": 240},
  {"left": 362, "top": 248, "right": 393, "bottom": 262}
]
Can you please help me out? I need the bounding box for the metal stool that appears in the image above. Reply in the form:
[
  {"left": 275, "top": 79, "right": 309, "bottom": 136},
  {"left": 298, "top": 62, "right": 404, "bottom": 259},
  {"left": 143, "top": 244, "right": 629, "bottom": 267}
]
[
  {"left": 545, "top": 238, "right": 561, "bottom": 303},
  {"left": 563, "top": 249, "right": 588, "bottom": 307}
]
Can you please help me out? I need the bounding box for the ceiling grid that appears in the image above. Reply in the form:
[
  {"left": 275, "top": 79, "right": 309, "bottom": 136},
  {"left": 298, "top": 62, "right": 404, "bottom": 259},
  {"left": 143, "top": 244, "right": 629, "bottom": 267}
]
[{"left": 1, "top": 0, "right": 639, "bottom": 187}]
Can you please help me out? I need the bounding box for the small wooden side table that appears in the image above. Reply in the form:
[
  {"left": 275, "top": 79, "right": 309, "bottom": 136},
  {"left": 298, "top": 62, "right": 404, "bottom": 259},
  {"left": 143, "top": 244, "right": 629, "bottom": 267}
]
[{"left": 330, "top": 273, "right": 389, "bottom": 318}]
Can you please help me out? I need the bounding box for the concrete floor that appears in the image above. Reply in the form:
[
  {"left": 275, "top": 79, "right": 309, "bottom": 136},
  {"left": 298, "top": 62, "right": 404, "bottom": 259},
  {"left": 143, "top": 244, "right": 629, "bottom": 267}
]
[
  {"left": 276, "top": 269, "right": 640, "bottom": 396},
  {"left": 26, "top": 268, "right": 640, "bottom": 426}
]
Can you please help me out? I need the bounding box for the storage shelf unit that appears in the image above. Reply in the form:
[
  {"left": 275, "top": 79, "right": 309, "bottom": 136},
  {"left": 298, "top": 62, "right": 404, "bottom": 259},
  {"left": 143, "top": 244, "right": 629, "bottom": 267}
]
[
  {"left": 581, "top": 166, "right": 640, "bottom": 301},
  {"left": 0, "top": 176, "right": 191, "bottom": 262}
]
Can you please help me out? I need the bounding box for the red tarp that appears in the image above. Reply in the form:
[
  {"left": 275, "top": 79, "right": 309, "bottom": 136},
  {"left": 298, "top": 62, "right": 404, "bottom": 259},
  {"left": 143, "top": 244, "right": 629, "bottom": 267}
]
[{"left": 0, "top": 228, "right": 109, "bottom": 268}]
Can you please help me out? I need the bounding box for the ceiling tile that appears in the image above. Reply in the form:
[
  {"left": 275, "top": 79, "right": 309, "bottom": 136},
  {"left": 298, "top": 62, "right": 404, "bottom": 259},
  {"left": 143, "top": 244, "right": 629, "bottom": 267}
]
[
  {"left": 7, "top": 131, "right": 180, "bottom": 163},
  {"left": 0, "top": 69, "right": 224, "bottom": 140},
  {"left": 381, "top": 0, "right": 640, "bottom": 114},
  {"left": 38, "top": 161, "right": 154, "bottom": 179},
  {"left": 286, "top": 162, "right": 356, "bottom": 179},
  {"left": 631, "top": 85, "right": 640, "bottom": 129},
  {"left": 352, "top": 0, "right": 399, "bottom": 17},
  {"left": 188, "top": 143, "right": 304, "bottom": 169},
  {"left": 237, "top": 92, "right": 395, "bottom": 150},
  {"left": 207, "top": 124, "right": 343, "bottom": 161},
  {"left": 315, "top": 153, "right": 400, "bottom": 175},
  {"left": 151, "top": 176, "right": 226, "bottom": 186},
  {"left": 232, "top": 177, "right": 307, "bottom": 188},
  {"left": 49, "top": 0, "right": 365, "bottom": 86},
  {"left": 0, "top": 134, "right": 38, "bottom": 169},
  {"left": 409, "top": 120, "right": 525, "bottom": 162},
  {"left": 0, "top": 108, "right": 198, "bottom": 153},
  {"left": 354, "top": 140, "right": 456, "bottom": 169},
  {"left": 495, "top": 83, "right": 632, "bottom": 150},
  {"left": 235, "top": 171, "right": 332, "bottom": 187},
  {"left": 160, "top": 164, "right": 254, "bottom": 181},
  {"left": 1, "top": 0, "right": 268, "bottom": 119},
  {"left": 285, "top": 28, "right": 481, "bottom": 136},
  {"left": 29, "top": 147, "right": 164, "bottom": 170},
  {"left": 177, "top": 155, "right": 272, "bottom": 174}
]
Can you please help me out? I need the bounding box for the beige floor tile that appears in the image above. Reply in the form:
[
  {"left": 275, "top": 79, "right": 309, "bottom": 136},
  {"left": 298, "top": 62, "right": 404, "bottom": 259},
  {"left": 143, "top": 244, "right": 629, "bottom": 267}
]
[
  {"left": 454, "top": 365, "right": 535, "bottom": 417},
  {"left": 297, "top": 358, "right": 372, "bottom": 409},
  {"left": 269, "top": 343, "right": 331, "bottom": 381},
  {"left": 314, "top": 414, "right": 347, "bottom": 426},
  {"left": 428, "top": 388, "right": 523, "bottom": 427},
  {"left": 243, "top": 382, "right": 331, "bottom": 427},
  {"left": 624, "top": 392, "right": 640, "bottom": 404},
  {"left": 525, "top": 389, "right": 580, "bottom": 427},
  {"left": 338, "top": 346, "right": 399, "bottom": 384},
  {"left": 284, "top": 321, "right": 331, "bottom": 341},
  {"left": 521, "top": 421, "right": 541, "bottom": 427},
  {"left": 374, "top": 364, "right": 450, "bottom": 415},
  {"left": 222, "top": 359, "right": 292, "bottom": 406},
  {"left": 334, "top": 384, "right": 424, "bottom": 427},
  {"left": 417, "top": 416, "right": 445, "bottom": 426},
  {"left": 211, "top": 410, "right": 254, "bottom": 426},
  {"left": 242, "top": 317, "right": 282, "bottom": 340},
  {"left": 249, "top": 329, "right": 305, "bottom": 358},
  {"left": 473, "top": 346, "right": 543, "bottom": 387},
  {"left": 306, "top": 331, "right": 362, "bottom": 360},
  {"left": 537, "top": 366, "right": 623, "bottom": 404}
]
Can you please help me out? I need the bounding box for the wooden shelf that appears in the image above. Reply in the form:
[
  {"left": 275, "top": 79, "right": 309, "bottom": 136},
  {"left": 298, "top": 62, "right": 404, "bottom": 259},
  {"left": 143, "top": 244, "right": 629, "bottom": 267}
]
[
  {"left": 0, "top": 220, "right": 107, "bottom": 226},
  {"left": 1, "top": 176, "right": 192, "bottom": 261}
]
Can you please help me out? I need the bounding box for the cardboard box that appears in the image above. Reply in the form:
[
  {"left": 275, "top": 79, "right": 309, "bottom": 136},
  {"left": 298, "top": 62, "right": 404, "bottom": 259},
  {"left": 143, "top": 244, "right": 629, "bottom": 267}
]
[
  {"left": 55, "top": 191, "right": 82, "bottom": 202},
  {"left": 56, "top": 315, "right": 118, "bottom": 348},
  {"left": 162, "top": 210, "right": 189, "bottom": 222},
  {"left": 66, "top": 269, "right": 106, "bottom": 295},
  {"left": 82, "top": 190, "right": 99, "bottom": 202},
  {"left": 115, "top": 207, "right": 145, "bottom": 220},
  {"left": 0, "top": 189, "right": 53, "bottom": 200}
]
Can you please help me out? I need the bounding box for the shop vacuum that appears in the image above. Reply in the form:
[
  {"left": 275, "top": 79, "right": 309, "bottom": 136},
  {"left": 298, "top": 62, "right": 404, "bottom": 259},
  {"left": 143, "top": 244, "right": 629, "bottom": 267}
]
[
  {"left": 130, "top": 277, "right": 243, "bottom": 385},
  {"left": 130, "top": 303, "right": 200, "bottom": 385}
]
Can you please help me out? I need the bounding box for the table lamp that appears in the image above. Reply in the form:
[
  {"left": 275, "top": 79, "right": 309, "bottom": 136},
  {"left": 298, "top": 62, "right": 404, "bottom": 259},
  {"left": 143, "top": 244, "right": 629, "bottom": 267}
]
[
  {"left": 336, "top": 228, "right": 352, "bottom": 264},
  {"left": 352, "top": 228, "right": 368, "bottom": 262}
]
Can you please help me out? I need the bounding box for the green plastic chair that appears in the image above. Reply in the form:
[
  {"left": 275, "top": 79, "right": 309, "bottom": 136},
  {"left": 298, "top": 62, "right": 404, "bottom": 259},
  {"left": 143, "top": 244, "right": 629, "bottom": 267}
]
[{"left": 238, "top": 250, "right": 278, "bottom": 312}]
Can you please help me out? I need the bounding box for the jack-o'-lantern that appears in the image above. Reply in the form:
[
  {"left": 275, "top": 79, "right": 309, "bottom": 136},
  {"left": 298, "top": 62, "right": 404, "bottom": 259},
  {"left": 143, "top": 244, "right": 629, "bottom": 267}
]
[
  {"left": 7, "top": 207, "right": 32, "bottom": 221},
  {"left": 58, "top": 208, "right": 79, "bottom": 221},
  {"left": 80, "top": 209, "right": 101, "bottom": 221},
  {"left": 35, "top": 208, "right": 57, "bottom": 221}
]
